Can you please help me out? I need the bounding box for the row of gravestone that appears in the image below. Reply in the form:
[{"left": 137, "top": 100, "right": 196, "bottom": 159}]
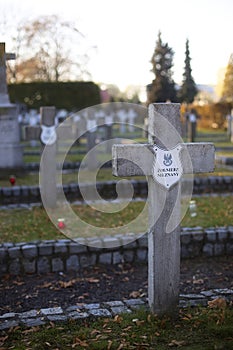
[
  {"left": 20, "top": 105, "right": 142, "bottom": 132},
  {"left": 0, "top": 176, "right": 232, "bottom": 206}
]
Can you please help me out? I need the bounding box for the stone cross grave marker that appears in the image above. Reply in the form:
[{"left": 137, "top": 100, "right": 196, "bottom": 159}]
[
  {"left": 0, "top": 42, "right": 15, "bottom": 105},
  {"left": 25, "top": 106, "right": 57, "bottom": 208},
  {"left": 112, "top": 103, "right": 215, "bottom": 316},
  {"left": 0, "top": 42, "right": 23, "bottom": 168}
]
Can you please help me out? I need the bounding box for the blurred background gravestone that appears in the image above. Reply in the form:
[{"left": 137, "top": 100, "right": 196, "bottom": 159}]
[{"left": 0, "top": 43, "right": 23, "bottom": 169}]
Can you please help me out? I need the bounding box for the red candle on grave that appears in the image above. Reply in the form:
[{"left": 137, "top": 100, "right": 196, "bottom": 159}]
[
  {"left": 9, "top": 175, "right": 16, "bottom": 186},
  {"left": 57, "top": 218, "right": 65, "bottom": 229}
]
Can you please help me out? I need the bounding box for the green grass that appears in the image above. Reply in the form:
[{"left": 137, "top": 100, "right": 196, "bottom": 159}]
[
  {"left": 182, "top": 195, "right": 233, "bottom": 228},
  {"left": 0, "top": 164, "right": 232, "bottom": 187},
  {"left": 216, "top": 151, "right": 233, "bottom": 157},
  {"left": 0, "top": 196, "right": 232, "bottom": 243},
  {"left": 1, "top": 306, "right": 233, "bottom": 349}
]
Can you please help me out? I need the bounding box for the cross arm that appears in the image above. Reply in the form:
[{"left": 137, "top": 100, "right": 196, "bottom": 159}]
[
  {"left": 112, "top": 142, "right": 215, "bottom": 177},
  {"left": 5, "top": 53, "right": 16, "bottom": 61}
]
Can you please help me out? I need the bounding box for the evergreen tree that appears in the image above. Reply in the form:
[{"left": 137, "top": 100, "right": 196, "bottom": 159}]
[
  {"left": 149, "top": 31, "right": 177, "bottom": 103},
  {"left": 221, "top": 53, "right": 233, "bottom": 103},
  {"left": 178, "top": 39, "right": 197, "bottom": 103}
]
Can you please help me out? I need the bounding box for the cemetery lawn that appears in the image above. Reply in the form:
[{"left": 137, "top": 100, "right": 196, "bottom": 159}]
[
  {"left": 1, "top": 305, "right": 233, "bottom": 349},
  {"left": 0, "top": 195, "right": 232, "bottom": 243},
  {"left": 0, "top": 165, "right": 232, "bottom": 187}
]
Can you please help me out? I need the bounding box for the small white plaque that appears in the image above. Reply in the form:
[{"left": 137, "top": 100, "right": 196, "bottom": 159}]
[
  {"left": 40, "top": 125, "right": 57, "bottom": 145},
  {"left": 87, "top": 119, "right": 97, "bottom": 133},
  {"left": 105, "top": 115, "right": 113, "bottom": 125},
  {"left": 152, "top": 144, "right": 183, "bottom": 189}
]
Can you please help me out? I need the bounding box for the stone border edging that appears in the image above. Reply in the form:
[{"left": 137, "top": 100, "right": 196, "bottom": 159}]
[
  {"left": 1, "top": 176, "right": 233, "bottom": 205},
  {"left": 0, "top": 226, "right": 233, "bottom": 276},
  {"left": 0, "top": 289, "right": 233, "bottom": 330}
]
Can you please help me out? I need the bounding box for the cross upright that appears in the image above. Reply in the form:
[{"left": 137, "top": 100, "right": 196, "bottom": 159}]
[
  {"left": 25, "top": 106, "right": 57, "bottom": 208},
  {"left": 112, "top": 103, "right": 215, "bottom": 316},
  {"left": 0, "top": 43, "right": 16, "bottom": 105}
]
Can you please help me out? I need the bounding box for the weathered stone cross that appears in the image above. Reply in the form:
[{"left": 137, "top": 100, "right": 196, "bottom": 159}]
[
  {"left": 112, "top": 103, "right": 215, "bottom": 316},
  {"left": 25, "top": 106, "right": 57, "bottom": 208},
  {"left": 0, "top": 42, "right": 15, "bottom": 105}
]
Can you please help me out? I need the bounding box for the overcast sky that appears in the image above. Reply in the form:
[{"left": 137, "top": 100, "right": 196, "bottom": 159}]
[{"left": 1, "top": 0, "right": 232, "bottom": 90}]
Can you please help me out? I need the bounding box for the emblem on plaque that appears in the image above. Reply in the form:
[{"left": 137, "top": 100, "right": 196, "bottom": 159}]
[
  {"left": 163, "top": 153, "right": 172, "bottom": 166},
  {"left": 40, "top": 125, "right": 57, "bottom": 145},
  {"left": 152, "top": 144, "right": 183, "bottom": 189}
]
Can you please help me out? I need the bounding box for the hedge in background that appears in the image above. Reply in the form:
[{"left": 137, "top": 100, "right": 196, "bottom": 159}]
[{"left": 8, "top": 81, "right": 101, "bottom": 111}]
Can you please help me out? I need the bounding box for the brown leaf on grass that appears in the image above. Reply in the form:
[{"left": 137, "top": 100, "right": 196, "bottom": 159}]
[
  {"left": 90, "top": 329, "right": 101, "bottom": 336},
  {"left": 107, "top": 340, "right": 113, "bottom": 349},
  {"left": 181, "top": 313, "right": 192, "bottom": 321},
  {"left": 132, "top": 318, "right": 145, "bottom": 326},
  {"left": 72, "top": 337, "right": 88, "bottom": 347},
  {"left": 0, "top": 335, "right": 8, "bottom": 346},
  {"left": 117, "top": 344, "right": 124, "bottom": 350},
  {"left": 208, "top": 298, "right": 227, "bottom": 309},
  {"left": 168, "top": 339, "right": 186, "bottom": 347},
  {"left": 114, "top": 315, "right": 123, "bottom": 323},
  {"left": 22, "top": 327, "right": 39, "bottom": 334}
]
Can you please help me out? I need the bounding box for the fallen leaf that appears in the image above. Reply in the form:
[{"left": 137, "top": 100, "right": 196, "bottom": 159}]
[
  {"left": 122, "top": 277, "right": 129, "bottom": 282},
  {"left": 168, "top": 339, "right": 186, "bottom": 347},
  {"left": 129, "top": 291, "right": 141, "bottom": 298},
  {"left": 0, "top": 335, "right": 8, "bottom": 343},
  {"left": 39, "top": 282, "right": 53, "bottom": 289},
  {"left": 87, "top": 278, "right": 100, "bottom": 283},
  {"left": 59, "top": 279, "right": 77, "bottom": 288},
  {"left": 208, "top": 298, "right": 227, "bottom": 309},
  {"left": 107, "top": 340, "right": 113, "bottom": 349},
  {"left": 117, "top": 344, "right": 124, "bottom": 350},
  {"left": 72, "top": 337, "right": 88, "bottom": 347},
  {"left": 193, "top": 278, "right": 204, "bottom": 285},
  {"left": 132, "top": 318, "right": 145, "bottom": 326},
  {"left": 114, "top": 315, "right": 123, "bottom": 323}
]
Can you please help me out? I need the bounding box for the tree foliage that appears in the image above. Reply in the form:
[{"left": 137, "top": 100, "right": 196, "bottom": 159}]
[
  {"left": 8, "top": 82, "right": 101, "bottom": 111},
  {"left": 148, "top": 31, "right": 177, "bottom": 103},
  {"left": 11, "top": 15, "right": 91, "bottom": 83},
  {"left": 178, "top": 39, "right": 197, "bottom": 103},
  {"left": 221, "top": 53, "right": 233, "bottom": 104}
]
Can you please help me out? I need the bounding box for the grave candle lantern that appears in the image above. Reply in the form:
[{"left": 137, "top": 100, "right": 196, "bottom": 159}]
[
  {"left": 57, "top": 218, "right": 65, "bottom": 229},
  {"left": 9, "top": 175, "right": 16, "bottom": 186}
]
